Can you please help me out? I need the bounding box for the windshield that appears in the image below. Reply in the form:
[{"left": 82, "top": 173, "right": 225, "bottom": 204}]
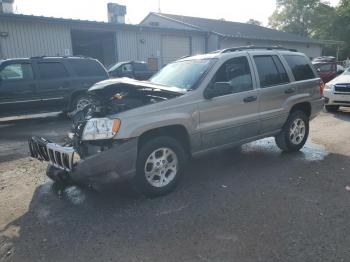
[{"left": 150, "top": 59, "right": 215, "bottom": 90}]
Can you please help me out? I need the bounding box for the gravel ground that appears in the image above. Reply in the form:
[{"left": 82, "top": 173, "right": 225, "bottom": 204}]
[{"left": 0, "top": 109, "right": 349, "bottom": 262}]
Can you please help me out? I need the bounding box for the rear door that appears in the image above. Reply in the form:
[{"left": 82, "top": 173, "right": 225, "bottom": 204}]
[
  {"left": 0, "top": 61, "right": 38, "bottom": 116},
  {"left": 35, "top": 60, "right": 72, "bottom": 110},
  {"left": 199, "top": 55, "right": 260, "bottom": 149},
  {"left": 250, "top": 52, "right": 292, "bottom": 134}
]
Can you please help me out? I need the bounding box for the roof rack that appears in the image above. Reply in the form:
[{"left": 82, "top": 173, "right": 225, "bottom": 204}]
[
  {"left": 217, "top": 45, "right": 298, "bottom": 54},
  {"left": 30, "top": 55, "right": 93, "bottom": 59}
]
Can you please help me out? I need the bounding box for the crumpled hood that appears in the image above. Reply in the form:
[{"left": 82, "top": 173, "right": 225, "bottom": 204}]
[{"left": 88, "top": 77, "right": 186, "bottom": 98}]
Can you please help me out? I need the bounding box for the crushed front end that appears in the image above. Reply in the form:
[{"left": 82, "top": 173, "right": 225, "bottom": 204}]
[{"left": 28, "top": 78, "right": 183, "bottom": 186}]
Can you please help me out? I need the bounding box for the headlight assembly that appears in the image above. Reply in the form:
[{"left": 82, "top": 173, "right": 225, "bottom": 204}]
[{"left": 82, "top": 118, "right": 121, "bottom": 141}]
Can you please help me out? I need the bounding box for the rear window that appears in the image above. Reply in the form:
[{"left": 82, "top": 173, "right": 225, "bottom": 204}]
[
  {"left": 253, "top": 55, "right": 289, "bottom": 88},
  {"left": 38, "top": 62, "right": 69, "bottom": 79},
  {"left": 283, "top": 55, "right": 315, "bottom": 81},
  {"left": 69, "top": 59, "right": 107, "bottom": 77},
  {"left": 316, "top": 63, "right": 336, "bottom": 72}
]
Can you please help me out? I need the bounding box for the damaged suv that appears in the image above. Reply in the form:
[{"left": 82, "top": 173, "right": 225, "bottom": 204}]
[{"left": 29, "top": 46, "right": 324, "bottom": 197}]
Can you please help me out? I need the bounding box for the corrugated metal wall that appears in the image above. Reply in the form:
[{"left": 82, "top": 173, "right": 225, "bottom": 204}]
[
  {"left": 116, "top": 30, "right": 161, "bottom": 63},
  {"left": 0, "top": 20, "right": 72, "bottom": 59},
  {"left": 0, "top": 18, "right": 207, "bottom": 69},
  {"left": 191, "top": 35, "right": 205, "bottom": 55}
]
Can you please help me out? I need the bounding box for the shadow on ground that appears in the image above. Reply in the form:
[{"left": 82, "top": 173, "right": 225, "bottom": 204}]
[{"left": 1, "top": 138, "right": 350, "bottom": 262}]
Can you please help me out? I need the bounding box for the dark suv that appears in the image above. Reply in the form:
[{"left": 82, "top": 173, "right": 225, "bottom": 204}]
[{"left": 0, "top": 56, "right": 108, "bottom": 117}]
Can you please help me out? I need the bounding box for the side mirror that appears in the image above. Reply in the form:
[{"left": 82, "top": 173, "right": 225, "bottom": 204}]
[
  {"left": 337, "top": 70, "right": 344, "bottom": 75},
  {"left": 316, "top": 68, "right": 321, "bottom": 72},
  {"left": 204, "top": 82, "right": 232, "bottom": 99}
]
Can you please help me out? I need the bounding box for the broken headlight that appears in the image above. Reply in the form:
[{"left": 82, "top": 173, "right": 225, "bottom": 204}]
[{"left": 81, "top": 118, "right": 121, "bottom": 141}]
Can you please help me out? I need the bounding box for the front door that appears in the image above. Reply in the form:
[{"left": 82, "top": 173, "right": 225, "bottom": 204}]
[
  {"left": 198, "top": 56, "right": 260, "bottom": 150},
  {"left": 0, "top": 62, "right": 38, "bottom": 116}
]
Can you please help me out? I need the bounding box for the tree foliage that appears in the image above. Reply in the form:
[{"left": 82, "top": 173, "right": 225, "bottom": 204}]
[
  {"left": 269, "top": 0, "right": 350, "bottom": 59},
  {"left": 246, "top": 19, "right": 262, "bottom": 26}
]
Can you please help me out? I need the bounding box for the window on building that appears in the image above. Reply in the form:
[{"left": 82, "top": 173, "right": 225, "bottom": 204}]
[
  {"left": 69, "top": 59, "right": 107, "bottom": 77},
  {"left": 213, "top": 56, "right": 253, "bottom": 95},
  {"left": 253, "top": 55, "right": 289, "bottom": 88},
  {"left": 38, "top": 62, "right": 69, "bottom": 79},
  {"left": 283, "top": 55, "right": 315, "bottom": 81},
  {"left": 0, "top": 63, "right": 34, "bottom": 81}
]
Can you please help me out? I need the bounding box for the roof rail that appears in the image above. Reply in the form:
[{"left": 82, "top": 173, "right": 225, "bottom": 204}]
[
  {"left": 30, "top": 55, "right": 47, "bottom": 59},
  {"left": 218, "top": 45, "right": 298, "bottom": 54}
]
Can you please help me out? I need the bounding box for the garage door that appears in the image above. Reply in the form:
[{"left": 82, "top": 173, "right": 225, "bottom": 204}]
[{"left": 161, "top": 36, "right": 190, "bottom": 66}]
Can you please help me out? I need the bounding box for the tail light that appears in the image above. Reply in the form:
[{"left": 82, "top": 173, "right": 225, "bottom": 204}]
[{"left": 320, "top": 80, "right": 325, "bottom": 97}]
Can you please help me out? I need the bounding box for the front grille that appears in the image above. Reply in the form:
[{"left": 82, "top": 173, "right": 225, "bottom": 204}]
[
  {"left": 334, "top": 84, "right": 350, "bottom": 93},
  {"left": 29, "top": 136, "right": 76, "bottom": 171},
  {"left": 334, "top": 101, "right": 350, "bottom": 104}
]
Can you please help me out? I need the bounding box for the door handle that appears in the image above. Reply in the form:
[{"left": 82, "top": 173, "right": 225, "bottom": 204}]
[
  {"left": 285, "top": 88, "right": 295, "bottom": 94},
  {"left": 243, "top": 96, "right": 257, "bottom": 103}
]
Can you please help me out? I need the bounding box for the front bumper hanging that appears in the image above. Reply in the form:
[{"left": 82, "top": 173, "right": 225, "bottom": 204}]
[
  {"left": 29, "top": 136, "right": 138, "bottom": 186},
  {"left": 29, "top": 136, "right": 77, "bottom": 171}
]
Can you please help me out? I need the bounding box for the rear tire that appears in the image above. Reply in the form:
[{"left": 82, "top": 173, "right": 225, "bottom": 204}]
[
  {"left": 134, "top": 136, "right": 186, "bottom": 198},
  {"left": 325, "top": 105, "right": 339, "bottom": 112},
  {"left": 275, "top": 111, "right": 309, "bottom": 152}
]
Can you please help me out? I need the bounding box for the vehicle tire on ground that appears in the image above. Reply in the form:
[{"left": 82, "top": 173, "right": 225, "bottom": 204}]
[
  {"left": 275, "top": 110, "right": 309, "bottom": 152},
  {"left": 134, "top": 136, "right": 187, "bottom": 198},
  {"left": 325, "top": 105, "right": 339, "bottom": 112}
]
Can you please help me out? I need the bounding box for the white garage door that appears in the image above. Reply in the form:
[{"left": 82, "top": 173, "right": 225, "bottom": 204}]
[{"left": 161, "top": 36, "right": 190, "bottom": 66}]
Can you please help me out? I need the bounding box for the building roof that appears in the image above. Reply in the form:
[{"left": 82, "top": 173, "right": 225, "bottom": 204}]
[
  {"left": 0, "top": 13, "right": 207, "bottom": 35},
  {"left": 146, "top": 13, "right": 320, "bottom": 44}
]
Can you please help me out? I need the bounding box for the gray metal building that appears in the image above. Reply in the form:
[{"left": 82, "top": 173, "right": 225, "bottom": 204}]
[
  {"left": 0, "top": 13, "right": 207, "bottom": 69},
  {"left": 141, "top": 13, "right": 324, "bottom": 59},
  {"left": 0, "top": 7, "right": 324, "bottom": 70}
]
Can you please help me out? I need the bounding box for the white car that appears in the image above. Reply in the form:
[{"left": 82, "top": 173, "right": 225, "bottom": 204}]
[{"left": 324, "top": 67, "right": 350, "bottom": 112}]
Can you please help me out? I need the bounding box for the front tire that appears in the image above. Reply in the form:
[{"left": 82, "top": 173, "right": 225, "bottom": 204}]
[
  {"left": 325, "top": 105, "right": 339, "bottom": 112},
  {"left": 71, "top": 94, "right": 94, "bottom": 113},
  {"left": 275, "top": 111, "right": 309, "bottom": 152},
  {"left": 134, "top": 136, "right": 186, "bottom": 198}
]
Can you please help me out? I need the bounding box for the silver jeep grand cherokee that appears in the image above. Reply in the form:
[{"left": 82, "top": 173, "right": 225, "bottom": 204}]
[{"left": 29, "top": 46, "right": 324, "bottom": 197}]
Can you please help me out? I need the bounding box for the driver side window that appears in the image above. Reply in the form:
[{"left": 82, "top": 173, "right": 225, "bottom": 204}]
[{"left": 213, "top": 56, "right": 253, "bottom": 95}]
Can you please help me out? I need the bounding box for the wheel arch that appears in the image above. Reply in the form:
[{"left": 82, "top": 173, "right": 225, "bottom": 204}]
[
  {"left": 289, "top": 102, "right": 311, "bottom": 118},
  {"left": 137, "top": 125, "right": 191, "bottom": 158}
]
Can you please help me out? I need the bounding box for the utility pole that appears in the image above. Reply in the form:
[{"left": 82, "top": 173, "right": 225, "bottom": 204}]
[{"left": 158, "top": 0, "right": 161, "bottom": 13}]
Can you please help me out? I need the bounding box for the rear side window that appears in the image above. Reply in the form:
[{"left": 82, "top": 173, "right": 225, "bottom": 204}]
[
  {"left": 283, "top": 55, "right": 315, "bottom": 81},
  {"left": 69, "top": 59, "right": 107, "bottom": 77},
  {"left": 253, "top": 55, "right": 289, "bottom": 88},
  {"left": 38, "top": 62, "right": 69, "bottom": 79}
]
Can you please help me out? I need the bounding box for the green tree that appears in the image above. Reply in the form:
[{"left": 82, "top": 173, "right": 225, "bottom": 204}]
[
  {"left": 246, "top": 19, "right": 262, "bottom": 26},
  {"left": 269, "top": 0, "right": 335, "bottom": 38},
  {"left": 332, "top": 0, "right": 350, "bottom": 58}
]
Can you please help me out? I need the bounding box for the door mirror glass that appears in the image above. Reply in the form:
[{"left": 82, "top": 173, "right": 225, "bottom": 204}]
[{"left": 205, "top": 82, "right": 232, "bottom": 99}]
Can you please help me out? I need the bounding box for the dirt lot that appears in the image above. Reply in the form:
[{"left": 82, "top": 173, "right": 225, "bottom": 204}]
[{"left": 0, "top": 110, "right": 350, "bottom": 262}]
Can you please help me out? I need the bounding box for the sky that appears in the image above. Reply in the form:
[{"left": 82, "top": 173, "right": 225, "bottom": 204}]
[{"left": 14, "top": 0, "right": 341, "bottom": 26}]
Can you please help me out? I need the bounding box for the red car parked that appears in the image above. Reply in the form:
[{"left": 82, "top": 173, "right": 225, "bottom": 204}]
[{"left": 313, "top": 62, "right": 344, "bottom": 83}]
